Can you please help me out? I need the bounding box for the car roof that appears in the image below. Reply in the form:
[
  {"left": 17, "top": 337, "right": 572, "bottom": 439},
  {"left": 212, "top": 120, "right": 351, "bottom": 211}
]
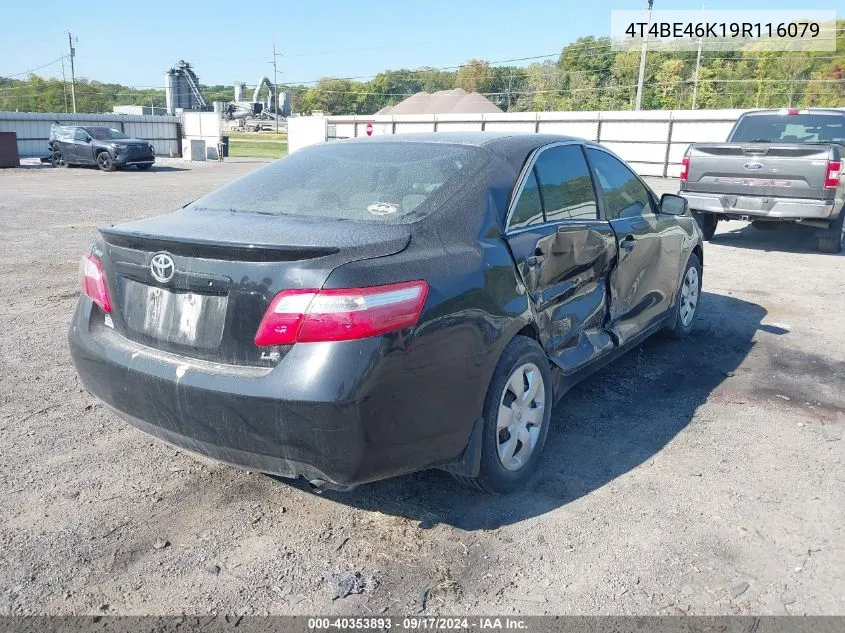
[
  {"left": 336, "top": 132, "right": 589, "bottom": 172},
  {"left": 339, "top": 131, "right": 584, "bottom": 148},
  {"left": 743, "top": 108, "right": 845, "bottom": 116}
]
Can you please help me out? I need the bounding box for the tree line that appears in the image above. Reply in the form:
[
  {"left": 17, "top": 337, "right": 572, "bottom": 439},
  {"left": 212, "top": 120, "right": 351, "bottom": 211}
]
[{"left": 2, "top": 24, "right": 842, "bottom": 115}]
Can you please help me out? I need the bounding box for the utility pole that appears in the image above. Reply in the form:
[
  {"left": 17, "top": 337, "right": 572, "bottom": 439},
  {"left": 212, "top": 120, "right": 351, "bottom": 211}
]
[
  {"left": 67, "top": 32, "right": 77, "bottom": 114},
  {"left": 691, "top": 2, "right": 705, "bottom": 110},
  {"left": 634, "top": 0, "right": 654, "bottom": 111},
  {"left": 270, "top": 40, "right": 282, "bottom": 134},
  {"left": 60, "top": 55, "right": 68, "bottom": 113}
]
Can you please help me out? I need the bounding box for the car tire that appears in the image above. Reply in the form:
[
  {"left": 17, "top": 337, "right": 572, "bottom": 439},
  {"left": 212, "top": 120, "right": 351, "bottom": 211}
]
[
  {"left": 457, "top": 335, "right": 552, "bottom": 494},
  {"left": 51, "top": 150, "right": 66, "bottom": 168},
  {"left": 96, "top": 152, "right": 116, "bottom": 172},
  {"left": 692, "top": 211, "right": 717, "bottom": 241},
  {"left": 817, "top": 213, "right": 844, "bottom": 254},
  {"left": 666, "top": 253, "right": 702, "bottom": 338}
]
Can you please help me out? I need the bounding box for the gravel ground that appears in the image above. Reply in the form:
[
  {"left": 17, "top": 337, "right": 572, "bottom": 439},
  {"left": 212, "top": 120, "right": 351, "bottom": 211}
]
[{"left": 0, "top": 159, "right": 842, "bottom": 616}]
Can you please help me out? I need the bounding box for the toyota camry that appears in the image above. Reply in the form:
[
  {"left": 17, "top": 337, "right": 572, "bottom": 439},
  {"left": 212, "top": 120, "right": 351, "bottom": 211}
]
[{"left": 69, "top": 133, "right": 703, "bottom": 493}]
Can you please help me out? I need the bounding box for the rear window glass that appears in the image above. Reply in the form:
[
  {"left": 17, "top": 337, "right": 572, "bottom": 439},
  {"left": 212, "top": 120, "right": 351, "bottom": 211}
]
[
  {"left": 188, "top": 142, "right": 487, "bottom": 223},
  {"left": 729, "top": 114, "right": 845, "bottom": 144}
]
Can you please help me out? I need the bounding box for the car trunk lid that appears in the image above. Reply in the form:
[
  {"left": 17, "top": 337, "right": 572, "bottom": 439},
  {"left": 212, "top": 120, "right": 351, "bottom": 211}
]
[{"left": 97, "top": 208, "right": 410, "bottom": 366}]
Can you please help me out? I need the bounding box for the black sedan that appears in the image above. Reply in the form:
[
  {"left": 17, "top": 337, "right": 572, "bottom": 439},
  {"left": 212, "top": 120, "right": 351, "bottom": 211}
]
[{"left": 69, "top": 133, "right": 703, "bottom": 493}]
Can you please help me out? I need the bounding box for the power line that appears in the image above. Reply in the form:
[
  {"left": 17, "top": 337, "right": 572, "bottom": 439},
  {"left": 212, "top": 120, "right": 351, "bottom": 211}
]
[{"left": 2, "top": 55, "right": 67, "bottom": 79}]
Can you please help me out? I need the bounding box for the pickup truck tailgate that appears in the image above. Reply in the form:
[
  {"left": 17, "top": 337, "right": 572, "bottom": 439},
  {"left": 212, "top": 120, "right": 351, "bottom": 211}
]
[{"left": 683, "top": 144, "right": 835, "bottom": 200}]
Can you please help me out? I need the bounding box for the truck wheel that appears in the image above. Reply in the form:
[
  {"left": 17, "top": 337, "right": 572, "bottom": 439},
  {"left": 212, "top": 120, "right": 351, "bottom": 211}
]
[
  {"left": 817, "top": 213, "right": 844, "bottom": 254},
  {"left": 456, "top": 336, "right": 552, "bottom": 494},
  {"left": 96, "top": 152, "right": 115, "bottom": 172},
  {"left": 692, "top": 211, "right": 717, "bottom": 241}
]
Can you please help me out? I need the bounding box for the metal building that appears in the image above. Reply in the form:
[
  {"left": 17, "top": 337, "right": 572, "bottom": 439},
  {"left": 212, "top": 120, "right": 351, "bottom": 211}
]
[{"left": 164, "top": 61, "right": 208, "bottom": 115}]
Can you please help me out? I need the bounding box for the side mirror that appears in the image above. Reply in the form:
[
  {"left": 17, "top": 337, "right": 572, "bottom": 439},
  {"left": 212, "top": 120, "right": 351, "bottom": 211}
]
[
  {"left": 84, "top": 136, "right": 92, "bottom": 143},
  {"left": 660, "top": 193, "right": 688, "bottom": 216}
]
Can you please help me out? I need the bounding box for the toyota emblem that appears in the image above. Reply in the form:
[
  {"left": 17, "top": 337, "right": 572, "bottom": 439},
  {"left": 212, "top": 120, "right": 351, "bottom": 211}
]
[{"left": 150, "top": 253, "right": 175, "bottom": 283}]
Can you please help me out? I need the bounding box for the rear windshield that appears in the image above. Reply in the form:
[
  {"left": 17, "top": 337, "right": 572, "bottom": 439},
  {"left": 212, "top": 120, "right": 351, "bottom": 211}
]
[
  {"left": 85, "top": 127, "right": 128, "bottom": 140},
  {"left": 729, "top": 114, "right": 845, "bottom": 144},
  {"left": 188, "top": 141, "right": 486, "bottom": 223}
]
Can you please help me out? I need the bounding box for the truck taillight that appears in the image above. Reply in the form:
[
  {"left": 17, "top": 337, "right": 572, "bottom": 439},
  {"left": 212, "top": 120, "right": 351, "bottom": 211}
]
[
  {"left": 255, "top": 280, "right": 429, "bottom": 346},
  {"left": 79, "top": 253, "right": 112, "bottom": 313},
  {"left": 679, "top": 156, "right": 690, "bottom": 182},
  {"left": 825, "top": 160, "right": 841, "bottom": 189}
]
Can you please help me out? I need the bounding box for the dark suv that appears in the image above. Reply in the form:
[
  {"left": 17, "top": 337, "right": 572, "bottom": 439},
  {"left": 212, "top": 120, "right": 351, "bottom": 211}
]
[{"left": 50, "top": 125, "right": 156, "bottom": 171}]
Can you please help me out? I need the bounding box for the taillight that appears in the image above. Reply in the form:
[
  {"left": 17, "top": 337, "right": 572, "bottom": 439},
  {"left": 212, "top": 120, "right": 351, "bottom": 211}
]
[
  {"left": 255, "top": 280, "right": 429, "bottom": 346},
  {"left": 79, "top": 253, "right": 112, "bottom": 313},
  {"left": 825, "top": 160, "right": 841, "bottom": 189},
  {"left": 679, "top": 156, "right": 690, "bottom": 182}
]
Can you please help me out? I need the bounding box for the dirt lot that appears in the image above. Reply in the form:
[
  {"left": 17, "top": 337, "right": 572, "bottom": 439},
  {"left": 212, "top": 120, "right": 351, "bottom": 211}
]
[{"left": 0, "top": 159, "right": 842, "bottom": 616}]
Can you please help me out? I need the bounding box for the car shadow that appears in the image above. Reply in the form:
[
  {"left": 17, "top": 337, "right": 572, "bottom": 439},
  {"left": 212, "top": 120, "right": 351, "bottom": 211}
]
[
  {"left": 713, "top": 221, "right": 839, "bottom": 255},
  {"left": 274, "top": 291, "right": 772, "bottom": 531}
]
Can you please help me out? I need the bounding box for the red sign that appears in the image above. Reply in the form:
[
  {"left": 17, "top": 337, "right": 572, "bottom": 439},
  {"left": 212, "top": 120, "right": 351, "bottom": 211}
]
[{"left": 366, "top": 122, "right": 373, "bottom": 136}]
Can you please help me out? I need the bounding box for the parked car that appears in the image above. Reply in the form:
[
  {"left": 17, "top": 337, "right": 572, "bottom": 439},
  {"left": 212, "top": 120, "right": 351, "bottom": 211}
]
[
  {"left": 680, "top": 108, "right": 845, "bottom": 252},
  {"left": 68, "top": 133, "right": 703, "bottom": 493},
  {"left": 50, "top": 125, "right": 155, "bottom": 171}
]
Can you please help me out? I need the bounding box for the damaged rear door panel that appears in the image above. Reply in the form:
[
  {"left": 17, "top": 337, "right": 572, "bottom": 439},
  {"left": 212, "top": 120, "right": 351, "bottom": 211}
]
[{"left": 505, "top": 143, "right": 618, "bottom": 374}]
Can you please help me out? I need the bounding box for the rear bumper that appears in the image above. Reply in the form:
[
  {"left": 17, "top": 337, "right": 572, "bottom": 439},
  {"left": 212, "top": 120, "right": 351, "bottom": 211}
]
[
  {"left": 68, "top": 299, "right": 474, "bottom": 487},
  {"left": 681, "top": 192, "right": 838, "bottom": 220}
]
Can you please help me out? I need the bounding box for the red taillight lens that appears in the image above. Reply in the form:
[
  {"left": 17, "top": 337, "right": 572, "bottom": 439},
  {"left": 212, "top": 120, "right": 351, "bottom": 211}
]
[
  {"left": 79, "top": 253, "right": 112, "bottom": 313},
  {"left": 679, "top": 156, "right": 690, "bottom": 182},
  {"left": 825, "top": 160, "right": 841, "bottom": 189},
  {"left": 255, "top": 280, "right": 429, "bottom": 346}
]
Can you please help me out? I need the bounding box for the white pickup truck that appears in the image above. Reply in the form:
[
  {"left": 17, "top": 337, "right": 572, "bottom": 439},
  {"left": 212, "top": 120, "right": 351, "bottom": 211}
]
[{"left": 680, "top": 109, "right": 844, "bottom": 253}]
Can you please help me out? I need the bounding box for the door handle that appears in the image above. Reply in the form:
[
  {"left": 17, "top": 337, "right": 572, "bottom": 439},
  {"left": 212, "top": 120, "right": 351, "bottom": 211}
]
[
  {"left": 620, "top": 235, "right": 636, "bottom": 252},
  {"left": 526, "top": 255, "right": 545, "bottom": 266}
]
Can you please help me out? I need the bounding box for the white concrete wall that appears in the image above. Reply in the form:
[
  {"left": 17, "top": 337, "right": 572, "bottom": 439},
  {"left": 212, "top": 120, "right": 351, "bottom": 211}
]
[
  {"left": 181, "top": 112, "right": 222, "bottom": 160},
  {"left": 0, "top": 111, "right": 181, "bottom": 158},
  {"left": 289, "top": 108, "right": 752, "bottom": 178}
]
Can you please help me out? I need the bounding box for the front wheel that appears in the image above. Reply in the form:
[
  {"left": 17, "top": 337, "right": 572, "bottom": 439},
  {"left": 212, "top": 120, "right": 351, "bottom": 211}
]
[
  {"left": 458, "top": 335, "right": 552, "bottom": 494},
  {"left": 96, "top": 151, "right": 115, "bottom": 172},
  {"left": 692, "top": 211, "right": 717, "bottom": 241},
  {"left": 666, "top": 253, "right": 702, "bottom": 338}
]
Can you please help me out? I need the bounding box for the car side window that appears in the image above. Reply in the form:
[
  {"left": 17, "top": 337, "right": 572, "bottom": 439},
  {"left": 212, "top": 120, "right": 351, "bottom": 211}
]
[
  {"left": 73, "top": 129, "right": 88, "bottom": 142},
  {"left": 586, "top": 148, "right": 653, "bottom": 221},
  {"left": 533, "top": 145, "right": 598, "bottom": 221},
  {"left": 509, "top": 168, "right": 544, "bottom": 230}
]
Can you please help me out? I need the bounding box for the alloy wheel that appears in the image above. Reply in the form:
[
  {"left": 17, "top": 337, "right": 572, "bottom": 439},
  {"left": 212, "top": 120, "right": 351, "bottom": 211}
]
[{"left": 496, "top": 362, "right": 545, "bottom": 471}]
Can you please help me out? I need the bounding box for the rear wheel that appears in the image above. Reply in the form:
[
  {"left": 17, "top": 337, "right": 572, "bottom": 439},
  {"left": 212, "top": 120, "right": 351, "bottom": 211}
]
[
  {"left": 458, "top": 336, "right": 552, "bottom": 494},
  {"left": 817, "top": 213, "right": 844, "bottom": 254},
  {"left": 51, "top": 150, "right": 66, "bottom": 168},
  {"left": 96, "top": 151, "right": 115, "bottom": 172},
  {"left": 692, "top": 211, "right": 717, "bottom": 241},
  {"left": 666, "top": 253, "right": 702, "bottom": 338}
]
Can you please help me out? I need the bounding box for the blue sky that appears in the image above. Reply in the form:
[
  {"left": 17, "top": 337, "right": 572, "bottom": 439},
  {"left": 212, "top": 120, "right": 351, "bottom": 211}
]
[{"left": 1, "top": 0, "right": 839, "bottom": 88}]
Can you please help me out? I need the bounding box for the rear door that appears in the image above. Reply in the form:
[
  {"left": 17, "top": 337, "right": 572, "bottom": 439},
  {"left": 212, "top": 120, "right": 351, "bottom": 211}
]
[
  {"left": 504, "top": 143, "right": 617, "bottom": 372},
  {"left": 585, "top": 147, "right": 684, "bottom": 345},
  {"left": 68, "top": 128, "right": 95, "bottom": 164}
]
